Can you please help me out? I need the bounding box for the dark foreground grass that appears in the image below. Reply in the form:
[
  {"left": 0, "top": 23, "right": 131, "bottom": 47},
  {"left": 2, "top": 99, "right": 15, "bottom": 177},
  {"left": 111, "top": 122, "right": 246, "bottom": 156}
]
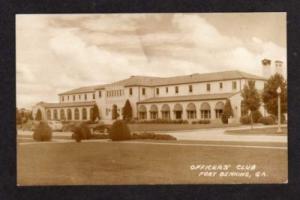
[
  {"left": 226, "top": 127, "right": 287, "bottom": 135},
  {"left": 17, "top": 141, "right": 287, "bottom": 185}
]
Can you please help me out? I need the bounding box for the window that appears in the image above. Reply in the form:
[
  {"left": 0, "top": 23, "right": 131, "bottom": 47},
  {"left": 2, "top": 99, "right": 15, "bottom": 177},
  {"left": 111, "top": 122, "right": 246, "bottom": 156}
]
[
  {"left": 166, "top": 87, "right": 168, "bottom": 93},
  {"left": 74, "top": 108, "right": 79, "bottom": 120},
  {"left": 175, "top": 86, "right": 179, "bottom": 94},
  {"left": 206, "top": 83, "right": 211, "bottom": 92},
  {"left": 99, "top": 91, "right": 101, "bottom": 98},
  {"left": 219, "top": 82, "right": 223, "bottom": 89},
  {"left": 79, "top": 95, "right": 81, "bottom": 100},
  {"left": 84, "top": 94, "right": 87, "bottom": 100},
  {"left": 232, "top": 81, "right": 237, "bottom": 90},
  {"left": 189, "top": 85, "right": 193, "bottom": 93},
  {"left": 156, "top": 88, "right": 159, "bottom": 95},
  {"left": 142, "top": 88, "right": 146, "bottom": 95},
  {"left": 129, "top": 88, "right": 133, "bottom": 96},
  {"left": 93, "top": 93, "right": 95, "bottom": 99},
  {"left": 82, "top": 108, "right": 87, "bottom": 120},
  {"left": 73, "top": 95, "right": 75, "bottom": 101},
  {"left": 67, "top": 96, "right": 69, "bottom": 100},
  {"left": 62, "top": 96, "right": 64, "bottom": 102}
]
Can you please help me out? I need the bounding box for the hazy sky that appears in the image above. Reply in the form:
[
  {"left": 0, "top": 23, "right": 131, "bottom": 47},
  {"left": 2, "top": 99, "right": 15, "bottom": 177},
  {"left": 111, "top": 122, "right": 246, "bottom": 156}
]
[{"left": 16, "top": 13, "right": 287, "bottom": 108}]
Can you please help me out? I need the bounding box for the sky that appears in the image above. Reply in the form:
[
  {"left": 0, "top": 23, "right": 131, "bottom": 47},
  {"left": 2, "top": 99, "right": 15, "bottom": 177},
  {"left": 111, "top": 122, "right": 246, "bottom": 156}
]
[{"left": 16, "top": 13, "right": 287, "bottom": 109}]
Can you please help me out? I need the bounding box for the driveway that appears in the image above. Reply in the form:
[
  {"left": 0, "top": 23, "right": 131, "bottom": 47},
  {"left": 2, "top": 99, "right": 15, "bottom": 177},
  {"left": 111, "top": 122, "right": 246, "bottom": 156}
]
[{"left": 163, "top": 125, "right": 287, "bottom": 143}]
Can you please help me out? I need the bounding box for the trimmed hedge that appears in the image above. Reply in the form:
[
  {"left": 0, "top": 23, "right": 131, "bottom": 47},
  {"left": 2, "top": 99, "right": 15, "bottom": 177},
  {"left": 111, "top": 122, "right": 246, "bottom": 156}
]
[
  {"left": 71, "top": 122, "right": 92, "bottom": 142},
  {"left": 109, "top": 120, "right": 131, "bottom": 141},
  {"left": 258, "top": 116, "right": 275, "bottom": 125},
  {"left": 240, "top": 115, "right": 251, "bottom": 124},
  {"left": 251, "top": 110, "right": 263, "bottom": 123},
  {"left": 191, "top": 120, "right": 210, "bottom": 124},
  {"left": 131, "top": 132, "right": 177, "bottom": 140},
  {"left": 33, "top": 121, "right": 52, "bottom": 141}
]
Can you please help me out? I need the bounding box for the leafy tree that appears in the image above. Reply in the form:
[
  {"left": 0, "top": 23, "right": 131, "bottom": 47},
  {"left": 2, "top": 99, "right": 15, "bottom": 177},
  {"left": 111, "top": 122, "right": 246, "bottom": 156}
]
[
  {"left": 91, "top": 104, "right": 100, "bottom": 121},
  {"left": 122, "top": 99, "right": 133, "bottom": 121},
  {"left": 262, "top": 74, "right": 287, "bottom": 119},
  {"left": 241, "top": 80, "right": 261, "bottom": 129},
  {"left": 35, "top": 109, "right": 42, "bottom": 121},
  {"left": 112, "top": 104, "right": 119, "bottom": 120},
  {"left": 221, "top": 99, "right": 233, "bottom": 124}
]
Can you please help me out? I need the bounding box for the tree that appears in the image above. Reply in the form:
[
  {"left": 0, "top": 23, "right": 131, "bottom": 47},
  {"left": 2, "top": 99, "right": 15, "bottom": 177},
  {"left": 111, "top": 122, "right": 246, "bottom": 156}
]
[
  {"left": 122, "top": 99, "right": 133, "bottom": 121},
  {"left": 241, "top": 80, "right": 261, "bottom": 129},
  {"left": 35, "top": 109, "right": 42, "bottom": 121},
  {"left": 112, "top": 104, "right": 119, "bottom": 120},
  {"left": 262, "top": 74, "right": 287, "bottom": 119},
  {"left": 91, "top": 104, "right": 100, "bottom": 121},
  {"left": 221, "top": 99, "right": 233, "bottom": 124},
  {"left": 16, "top": 108, "right": 22, "bottom": 125}
]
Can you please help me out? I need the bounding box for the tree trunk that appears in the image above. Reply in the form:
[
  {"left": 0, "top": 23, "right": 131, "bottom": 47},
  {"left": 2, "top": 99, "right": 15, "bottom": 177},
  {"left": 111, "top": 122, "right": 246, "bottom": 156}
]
[{"left": 250, "top": 111, "right": 253, "bottom": 130}]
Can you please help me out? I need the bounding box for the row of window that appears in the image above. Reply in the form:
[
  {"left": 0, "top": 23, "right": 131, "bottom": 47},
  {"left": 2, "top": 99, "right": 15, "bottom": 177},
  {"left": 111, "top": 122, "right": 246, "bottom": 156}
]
[
  {"left": 46, "top": 108, "right": 93, "bottom": 120},
  {"left": 139, "top": 110, "right": 223, "bottom": 120},
  {"left": 106, "top": 90, "right": 124, "bottom": 97},
  {"left": 62, "top": 81, "right": 238, "bottom": 101},
  {"left": 151, "top": 81, "right": 237, "bottom": 95},
  {"left": 61, "top": 92, "right": 101, "bottom": 102}
]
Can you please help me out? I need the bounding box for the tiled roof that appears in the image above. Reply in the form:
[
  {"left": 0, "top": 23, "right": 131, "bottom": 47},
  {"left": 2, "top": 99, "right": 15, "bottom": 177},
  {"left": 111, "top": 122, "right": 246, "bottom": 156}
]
[
  {"left": 59, "top": 70, "right": 266, "bottom": 95},
  {"left": 37, "top": 101, "right": 96, "bottom": 108},
  {"left": 138, "top": 93, "right": 238, "bottom": 104}
]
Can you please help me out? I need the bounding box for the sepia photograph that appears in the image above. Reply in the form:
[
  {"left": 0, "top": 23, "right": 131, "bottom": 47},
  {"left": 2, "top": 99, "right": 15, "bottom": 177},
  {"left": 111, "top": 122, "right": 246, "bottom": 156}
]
[{"left": 16, "top": 13, "right": 287, "bottom": 185}]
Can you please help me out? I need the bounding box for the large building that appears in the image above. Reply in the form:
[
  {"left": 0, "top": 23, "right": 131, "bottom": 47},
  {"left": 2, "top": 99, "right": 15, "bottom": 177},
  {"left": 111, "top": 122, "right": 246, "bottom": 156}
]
[{"left": 33, "top": 67, "right": 277, "bottom": 123}]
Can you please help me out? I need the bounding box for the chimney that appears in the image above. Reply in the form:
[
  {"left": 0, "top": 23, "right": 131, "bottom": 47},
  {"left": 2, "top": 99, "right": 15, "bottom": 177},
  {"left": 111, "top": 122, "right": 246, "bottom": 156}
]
[
  {"left": 262, "top": 59, "right": 272, "bottom": 78},
  {"left": 275, "top": 60, "right": 283, "bottom": 75}
]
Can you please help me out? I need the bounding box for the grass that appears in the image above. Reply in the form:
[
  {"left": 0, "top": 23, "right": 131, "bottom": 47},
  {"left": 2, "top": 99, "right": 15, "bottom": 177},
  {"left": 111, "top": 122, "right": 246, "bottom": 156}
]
[
  {"left": 17, "top": 140, "right": 287, "bottom": 185},
  {"left": 226, "top": 127, "right": 288, "bottom": 136},
  {"left": 128, "top": 122, "right": 240, "bottom": 132}
]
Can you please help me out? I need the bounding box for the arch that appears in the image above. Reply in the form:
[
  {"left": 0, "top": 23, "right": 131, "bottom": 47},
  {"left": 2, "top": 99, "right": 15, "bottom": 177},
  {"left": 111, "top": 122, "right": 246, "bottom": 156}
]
[
  {"left": 46, "top": 110, "right": 51, "bottom": 120},
  {"left": 200, "top": 102, "right": 211, "bottom": 119},
  {"left": 200, "top": 102, "right": 211, "bottom": 110},
  {"left": 173, "top": 103, "right": 183, "bottom": 112},
  {"left": 173, "top": 103, "right": 183, "bottom": 120},
  {"left": 161, "top": 104, "right": 170, "bottom": 112},
  {"left": 82, "top": 108, "right": 87, "bottom": 120},
  {"left": 215, "top": 101, "right": 225, "bottom": 110},
  {"left": 215, "top": 101, "right": 225, "bottom": 119},
  {"left": 150, "top": 104, "right": 158, "bottom": 112},
  {"left": 74, "top": 108, "right": 79, "bottom": 120},
  {"left": 161, "top": 104, "right": 171, "bottom": 120},
  {"left": 186, "top": 103, "right": 196, "bottom": 111},
  {"left": 67, "top": 109, "right": 72, "bottom": 120},
  {"left": 186, "top": 103, "right": 196, "bottom": 119},
  {"left": 149, "top": 104, "right": 158, "bottom": 120},
  {"left": 60, "top": 109, "right": 66, "bottom": 120},
  {"left": 53, "top": 109, "right": 58, "bottom": 120},
  {"left": 138, "top": 105, "right": 147, "bottom": 113},
  {"left": 138, "top": 105, "right": 147, "bottom": 120}
]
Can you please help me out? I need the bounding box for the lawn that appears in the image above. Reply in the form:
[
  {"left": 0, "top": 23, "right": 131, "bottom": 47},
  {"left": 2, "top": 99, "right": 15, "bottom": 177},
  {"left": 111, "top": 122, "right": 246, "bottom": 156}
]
[
  {"left": 17, "top": 140, "right": 287, "bottom": 185},
  {"left": 128, "top": 123, "right": 240, "bottom": 132},
  {"left": 225, "top": 127, "right": 288, "bottom": 135}
]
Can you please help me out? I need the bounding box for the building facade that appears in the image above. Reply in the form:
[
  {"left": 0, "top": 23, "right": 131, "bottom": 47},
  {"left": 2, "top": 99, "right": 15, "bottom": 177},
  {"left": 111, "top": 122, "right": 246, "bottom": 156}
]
[{"left": 33, "top": 70, "right": 270, "bottom": 123}]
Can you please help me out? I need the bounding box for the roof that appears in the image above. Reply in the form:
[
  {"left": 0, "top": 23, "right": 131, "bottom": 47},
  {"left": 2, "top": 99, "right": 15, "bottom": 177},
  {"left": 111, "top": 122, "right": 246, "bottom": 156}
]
[
  {"left": 59, "top": 70, "right": 266, "bottom": 95},
  {"left": 37, "top": 101, "right": 96, "bottom": 108},
  {"left": 138, "top": 93, "right": 238, "bottom": 104}
]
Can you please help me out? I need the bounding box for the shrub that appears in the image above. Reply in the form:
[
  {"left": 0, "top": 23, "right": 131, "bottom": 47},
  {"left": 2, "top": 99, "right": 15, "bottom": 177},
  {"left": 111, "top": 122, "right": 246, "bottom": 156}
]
[
  {"left": 222, "top": 99, "right": 234, "bottom": 124},
  {"left": 109, "top": 120, "right": 131, "bottom": 141},
  {"left": 258, "top": 116, "right": 275, "bottom": 125},
  {"left": 33, "top": 121, "right": 52, "bottom": 141},
  {"left": 131, "top": 132, "right": 177, "bottom": 140},
  {"left": 240, "top": 115, "right": 251, "bottom": 124},
  {"left": 192, "top": 120, "right": 210, "bottom": 124},
  {"left": 251, "top": 110, "right": 263, "bottom": 123},
  {"left": 90, "top": 134, "right": 109, "bottom": 139},
  {"left": 71, "top": 122, "right": 92, "bottom": 142}
]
